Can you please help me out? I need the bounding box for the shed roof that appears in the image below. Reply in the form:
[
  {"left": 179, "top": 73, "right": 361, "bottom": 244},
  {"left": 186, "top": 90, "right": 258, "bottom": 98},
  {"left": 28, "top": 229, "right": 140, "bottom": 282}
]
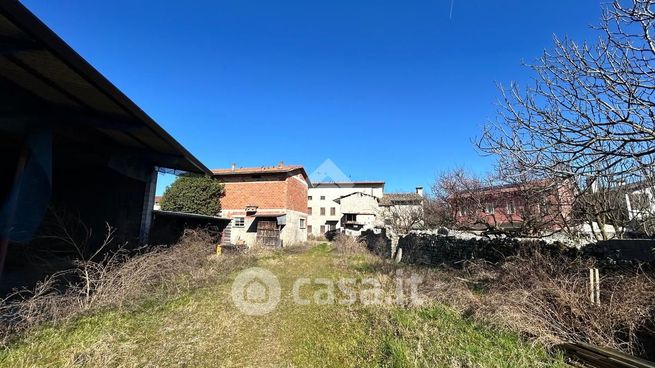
[
  {"left": 0, "top": 1, "right": 209, "bottom": 174},
  {"left": 379, "top": 193, "right": 423, "bottom": 206}
]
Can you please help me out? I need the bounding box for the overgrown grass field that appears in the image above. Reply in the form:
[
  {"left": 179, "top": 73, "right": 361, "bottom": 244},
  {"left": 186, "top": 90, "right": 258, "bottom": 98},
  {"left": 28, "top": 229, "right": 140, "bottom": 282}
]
[{"left": 0, "top": 243, "right": 566, "bottom": 367}]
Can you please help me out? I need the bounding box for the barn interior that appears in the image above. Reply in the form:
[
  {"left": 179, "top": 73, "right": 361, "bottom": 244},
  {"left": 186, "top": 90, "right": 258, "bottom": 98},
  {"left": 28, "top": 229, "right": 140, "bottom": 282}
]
[{"left": 0, "top": 2, "right": 209, "bottom": 293}]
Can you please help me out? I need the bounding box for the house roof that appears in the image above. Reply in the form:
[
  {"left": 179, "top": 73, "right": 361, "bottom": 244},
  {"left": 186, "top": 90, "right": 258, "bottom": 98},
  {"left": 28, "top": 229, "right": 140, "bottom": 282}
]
[
  {"left": 211, "top": 165, "right": 303, "bottom": 175},
  {"left": 313, "top": 181, "right": 385, "bottom": 186},
  {"left": 0, "top": 1, "right": 209, "bottom": 174},
  {"left": 457, "top": 179, "right": 556, "bottom": 197},
  {"left": 211, "top": 165, "right": 311, "bottom": 185},
  {"left": 379, "top": 193, "right": 423, "bottom": 206},
  {"left": 152, "top": 210, "right": 230, "bottom": 222},
  {"left": 333, "top": 191, "right": 379, "bottom": 204}
]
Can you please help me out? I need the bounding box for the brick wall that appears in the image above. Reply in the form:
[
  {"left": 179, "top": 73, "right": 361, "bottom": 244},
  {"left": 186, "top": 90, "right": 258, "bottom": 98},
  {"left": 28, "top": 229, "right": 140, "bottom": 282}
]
[
  {"left": 286, "top": 174, "right": 309, "bottom": 214},
  {"left": 221, "top": 181, "right": 287, "bottom": 211}
]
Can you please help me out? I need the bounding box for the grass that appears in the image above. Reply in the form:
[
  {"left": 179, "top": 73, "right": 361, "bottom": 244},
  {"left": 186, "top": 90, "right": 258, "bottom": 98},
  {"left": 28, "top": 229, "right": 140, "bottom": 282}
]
[{"left": 0, "top": 244, "right": 567, "bottom": 367}]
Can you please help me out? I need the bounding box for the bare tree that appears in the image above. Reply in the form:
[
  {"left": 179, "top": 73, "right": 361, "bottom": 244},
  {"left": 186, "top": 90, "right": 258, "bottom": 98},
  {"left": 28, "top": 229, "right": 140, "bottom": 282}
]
[
  {"left": 479, "top": 0, "right": 655, "bottom": 239},
  {"left": 428, "top": 168, "right": 574, "bottom": 237},
  {"left": 430, "top": 168, "right": 489, "bottom": 230},
  {"left": 381, "top": 200, "right": 425, "bottom": 235}
]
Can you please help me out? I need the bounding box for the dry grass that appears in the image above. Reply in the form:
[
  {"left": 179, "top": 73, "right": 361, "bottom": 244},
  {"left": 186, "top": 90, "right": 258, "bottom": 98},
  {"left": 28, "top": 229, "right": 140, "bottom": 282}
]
[
  {"left": 0, "top": 229, "right": 256, "bottom": 347},
  {"left": 413, "top": 248, "right": 655, "bottom": 357},
  {"left": 0, "top": 242, "right": 566, "bottom": 367},
  {"left": 331, "top": 233, "right": 368, "bottom": 254}
]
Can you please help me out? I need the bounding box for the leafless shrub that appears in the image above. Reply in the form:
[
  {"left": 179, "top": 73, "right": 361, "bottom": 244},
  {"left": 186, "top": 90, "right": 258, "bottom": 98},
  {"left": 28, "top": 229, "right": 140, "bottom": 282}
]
[
  {"left": 412, "top": 248, "right": 655, "bottom": 356},
  {"left": 0, "top": 228, "right": 254, "bottom": 347},
  {"left": 480, "top": 252, "right": 655, "bottom": 355},
  {"left": 331, "top": 234, "right": 367, "bottom": 254}
]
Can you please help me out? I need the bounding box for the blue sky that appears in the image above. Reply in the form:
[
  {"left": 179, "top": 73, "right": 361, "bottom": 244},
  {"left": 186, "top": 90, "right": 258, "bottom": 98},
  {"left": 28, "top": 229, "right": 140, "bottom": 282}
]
[{"left": 22, "top": 0, "right": 603, "bottom": 194}]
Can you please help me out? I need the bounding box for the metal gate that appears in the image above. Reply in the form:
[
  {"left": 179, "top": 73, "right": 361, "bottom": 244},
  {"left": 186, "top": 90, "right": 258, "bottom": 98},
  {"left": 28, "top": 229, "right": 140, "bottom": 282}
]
[{"left": 256, "top": 220, "right": 281, "bottom": 247}]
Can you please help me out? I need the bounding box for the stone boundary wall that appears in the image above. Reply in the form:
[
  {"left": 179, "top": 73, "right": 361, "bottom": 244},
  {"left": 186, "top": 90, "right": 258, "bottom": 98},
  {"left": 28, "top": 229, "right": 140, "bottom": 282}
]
[
  {"left": 358, "top": 229, "right": 393, "bottom": 258},
  {"left": 358, "top": 230, "right": 655, "bottom": 268}
]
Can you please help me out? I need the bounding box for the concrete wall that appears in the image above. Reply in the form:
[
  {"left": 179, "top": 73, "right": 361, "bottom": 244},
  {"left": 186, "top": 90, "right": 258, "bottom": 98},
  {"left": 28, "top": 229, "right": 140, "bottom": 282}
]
[
  {"left": 223, "top": 209, "right": 307, "bottom": 247},
  {"left": 280, "top": 209, "right": 308, "bottom": 245},
  {"left": 340, "top": 193, "right": 379, "bottom": 215}
]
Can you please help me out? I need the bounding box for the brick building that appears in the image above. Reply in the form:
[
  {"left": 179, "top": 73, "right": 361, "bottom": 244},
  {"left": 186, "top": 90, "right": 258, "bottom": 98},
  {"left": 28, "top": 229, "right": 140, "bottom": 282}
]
[
  {"left": 453, "top": 180, "right": 575, "bottom": 233},
  {"left": 212, "top": 164, "right": 310, "bottom": 247}
]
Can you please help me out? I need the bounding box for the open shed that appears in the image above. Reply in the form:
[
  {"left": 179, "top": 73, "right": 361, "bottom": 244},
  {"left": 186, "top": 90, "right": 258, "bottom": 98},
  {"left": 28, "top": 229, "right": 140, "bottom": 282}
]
[{"left": 0, "top": 1, "right": 210, "bottom": 291}]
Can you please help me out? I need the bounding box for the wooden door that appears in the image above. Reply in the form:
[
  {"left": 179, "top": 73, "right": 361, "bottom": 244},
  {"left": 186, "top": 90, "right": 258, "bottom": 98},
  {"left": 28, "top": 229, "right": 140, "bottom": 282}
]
[{"left": 256, "top": 220, "right": 280, "bottom": 247}]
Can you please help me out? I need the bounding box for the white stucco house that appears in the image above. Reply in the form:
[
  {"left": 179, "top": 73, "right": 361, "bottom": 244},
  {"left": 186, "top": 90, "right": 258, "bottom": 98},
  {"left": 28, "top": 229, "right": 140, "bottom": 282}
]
[
  {"left": 307, "top": 181, "right": 384, "bottom": 236},
  {"left": 334, "top": 192, "right": 383, "bottom": 236}
]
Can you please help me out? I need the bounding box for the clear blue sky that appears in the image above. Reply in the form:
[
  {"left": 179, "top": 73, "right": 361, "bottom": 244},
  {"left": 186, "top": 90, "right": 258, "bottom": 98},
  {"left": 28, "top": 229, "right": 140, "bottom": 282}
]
[{"left": 22, "top": 0, "right": 602, "bottom": 195}]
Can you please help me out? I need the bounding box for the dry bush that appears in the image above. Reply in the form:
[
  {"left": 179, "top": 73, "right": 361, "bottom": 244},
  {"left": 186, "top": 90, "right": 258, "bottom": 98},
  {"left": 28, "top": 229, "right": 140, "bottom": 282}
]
[
  {"left": 478, "top": 251, "right": 655, "bottom": 355},
  {"left": 331, "top": 234, "right": 367, "bottom": 254},
  {"left": 0, "top": 229, "right": 254, "bottom": 347},
  {"left": 416, "top": 248, "right": 655, "bottom": 356}
]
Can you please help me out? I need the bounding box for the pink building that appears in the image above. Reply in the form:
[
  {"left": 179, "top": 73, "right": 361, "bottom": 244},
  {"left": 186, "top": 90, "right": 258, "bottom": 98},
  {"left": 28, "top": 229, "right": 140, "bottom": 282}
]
[{"left": 452, "top": 180, "right": 575, "bottom": 233}]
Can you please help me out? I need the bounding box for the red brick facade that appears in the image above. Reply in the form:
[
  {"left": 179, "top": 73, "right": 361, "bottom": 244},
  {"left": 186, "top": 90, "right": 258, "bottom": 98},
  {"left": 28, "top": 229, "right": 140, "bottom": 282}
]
[
  {"left": 221, "top": 180, "right": 289, "bottom": 211},
  {"left": 213, "top": 167, "right": 309, "bottom": 215},
  {"left": 286, "top": 173, "right": 309, "bottom": 213}
]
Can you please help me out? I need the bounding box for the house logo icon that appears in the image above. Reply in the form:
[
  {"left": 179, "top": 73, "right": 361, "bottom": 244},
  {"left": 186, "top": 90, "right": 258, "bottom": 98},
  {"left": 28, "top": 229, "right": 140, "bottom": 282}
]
[{"left": 308, "top": 159, "right": 352, "bottom": 185}]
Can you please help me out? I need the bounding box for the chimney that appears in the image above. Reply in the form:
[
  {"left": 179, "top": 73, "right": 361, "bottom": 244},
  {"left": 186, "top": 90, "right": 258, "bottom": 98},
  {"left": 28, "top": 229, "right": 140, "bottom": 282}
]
[
  {"left": 416, "top": 186, "right": 424, "bottom": 197},
  {"left": 231, "top": 163, "right": 236, "bottom": 172}
]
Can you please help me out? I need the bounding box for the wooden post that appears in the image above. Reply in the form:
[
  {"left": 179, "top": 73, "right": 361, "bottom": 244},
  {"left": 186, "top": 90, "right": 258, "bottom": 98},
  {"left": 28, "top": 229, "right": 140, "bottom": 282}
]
[
  {"left": 589, "top": 268, "right": 594, "bottom": 304},
  {"left": 594, "top": 268, "right": 600, "bottom": 306},
  {"left": 589, "top": 268, "right": 600, "bottom": 306}
]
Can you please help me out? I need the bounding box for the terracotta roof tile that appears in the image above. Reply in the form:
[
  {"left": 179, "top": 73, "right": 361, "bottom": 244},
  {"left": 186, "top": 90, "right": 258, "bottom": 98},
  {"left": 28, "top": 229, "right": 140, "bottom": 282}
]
[
  {"left": 379, "top": 193, "right": 423, "bottom": 206},
  {"left": 211, "top": 165, "right": 304, "bottom": 175}
]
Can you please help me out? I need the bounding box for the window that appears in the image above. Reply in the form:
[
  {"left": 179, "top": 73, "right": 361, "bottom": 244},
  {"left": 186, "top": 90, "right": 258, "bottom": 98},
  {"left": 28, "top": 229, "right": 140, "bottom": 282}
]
[
  {"left": 457, "top": 207, "right": 468, "bottom": 217},
  {"left": 506, "top": 201, "right": 515, "bottom": 215},
  {"left": 320, "top": 196, "right": 326, "bottom": 200},
  {"left": 233, "top": 217, "right": 245, "bottom": 228},
  {"left": 330, "top": 207, "right": 336, "bottom": 216},
  {"left": 328, "top": 223, "right": 336, "bottom": 231},
  {"left": 485, "top": 203, "right": 495, "bottom": 215},
  {"left": 320, "top": 207, "right": 326, "bottom": 215},
  {"left": 300, "top": 218, "right": 306, "bottom": 229},
  {"left": 320, "top": 225, "right": 325, "bottom": 233},
  {"left": 308, "top": 207, "right": 312, "bottom": 215},
  {"left": 308, "top": 195, "right": 313, "bottom": 200},
  {"left": 307, "top": 225, "right": 313, "bottom": 233},
  {"left": 345, "top": 214, "right": 356, "bottom": 222}
]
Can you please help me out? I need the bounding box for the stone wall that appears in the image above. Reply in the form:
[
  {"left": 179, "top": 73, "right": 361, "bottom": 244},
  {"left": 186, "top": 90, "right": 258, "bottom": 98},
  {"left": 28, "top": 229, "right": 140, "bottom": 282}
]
[
  {"left": 358, "top": 230, "right": 655, "bottom": 268},
  {"left": 397, "top": 233, "right": 538, "bottom": 267},
  {"left": 358, "top": 229, "right": 393, "bottom": 258}
]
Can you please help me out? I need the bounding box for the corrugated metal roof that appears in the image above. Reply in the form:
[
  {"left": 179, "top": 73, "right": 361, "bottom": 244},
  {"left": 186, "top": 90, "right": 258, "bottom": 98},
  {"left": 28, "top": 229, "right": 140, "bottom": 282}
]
[{"left": 0, "top": 1, "right": 209, "bottom": 174}]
